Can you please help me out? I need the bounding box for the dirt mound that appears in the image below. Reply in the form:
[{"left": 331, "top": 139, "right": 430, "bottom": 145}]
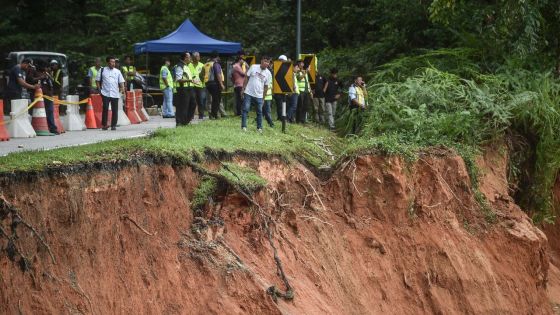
[{"left": 0, "top": 150, "right": 552, "bottom": 314}]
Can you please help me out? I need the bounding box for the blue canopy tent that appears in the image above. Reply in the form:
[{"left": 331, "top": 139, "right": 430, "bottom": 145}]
[
  {"left": 134, "top": 19, "right": 242, "bottom": 112},
  {"left": 134, "top": 19, "right": 241, "bottom": 55}
]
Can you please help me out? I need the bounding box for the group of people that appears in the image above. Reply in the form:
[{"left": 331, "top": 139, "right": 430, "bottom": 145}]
[
  {"left": 4, "top": 50, "right": 368, "bottom": 135},
  {"left": 4, "top": 58, "right": 64, "bottom": 135},
  {"left": 230, "top": 53, "right": 368, "bottom": 131}
]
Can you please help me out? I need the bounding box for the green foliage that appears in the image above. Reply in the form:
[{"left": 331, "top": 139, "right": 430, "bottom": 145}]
[
  {"left": 191, "top": 176, "right": 218, "bottom": 212},
  {"left": 335, "top": 48, "right": 560, "bottom": 222}
]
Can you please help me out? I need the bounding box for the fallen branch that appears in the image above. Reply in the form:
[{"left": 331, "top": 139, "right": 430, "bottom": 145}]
[{"left": 121, "top": 215, "right": 157, "bottom": 236}]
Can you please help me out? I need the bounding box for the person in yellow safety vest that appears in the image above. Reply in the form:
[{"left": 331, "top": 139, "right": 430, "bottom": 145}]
[
  {"left": 287, "top": 61, "right": 300, "bottom": 123},
  {"left": 263, "top": 75, "right": 275, "bottom": 128},
  {"left": 122, "top": 55, "right": 137, "bottom": 91},
  {"left": 295, "top": 59, "right": 312, "bottom": 123},
  {"left": 348, "top": 75, "right": 368, "bottom": 133},
  {"left": 50, "top": 60, "right": 62, "bottom": 97},
  {"left": 174, "top": 52, "right": 197, "bottom": 126},
  {"left": 87, "top": 57, "right": 102, "bottom": 95},
  {"left": 159, "top": 57, "right": 175, "bottom": 118},
  {"left": 189, "top": 52, "right": 206, "bottom": 119}
]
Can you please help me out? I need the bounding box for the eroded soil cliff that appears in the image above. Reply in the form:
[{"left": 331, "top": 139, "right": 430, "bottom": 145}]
[{"left": 0, "top": 149, "right": 552, "bottom": 314}]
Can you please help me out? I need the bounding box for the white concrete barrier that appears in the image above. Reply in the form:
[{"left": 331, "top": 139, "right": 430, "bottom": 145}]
[
  {"left": 117, "top": 95, "right": 131, "bottom": 126},
  {"left": 63, "top": 95, "right": 86, "bottom": 131},
  {"left": 8, "top": 99, "right": 36, "bottom": 138}
]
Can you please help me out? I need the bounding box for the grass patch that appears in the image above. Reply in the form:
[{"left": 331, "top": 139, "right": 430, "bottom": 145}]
[
  {"left": 0, "top": 117, "right": 343, "bottom": 174},
  {"left": 218, "top": 162, "right": 267, "bottom": 192},
  {"left": 191, "top": 175, "right": 218, "bottom": 212}
]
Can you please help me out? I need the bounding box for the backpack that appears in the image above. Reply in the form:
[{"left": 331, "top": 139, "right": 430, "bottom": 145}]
[
  {"left": 203, "top": 61, "right": 216, "bottom": 83},
  {"left": 98, "top": 67, "right": 105, "bottom": 89}
]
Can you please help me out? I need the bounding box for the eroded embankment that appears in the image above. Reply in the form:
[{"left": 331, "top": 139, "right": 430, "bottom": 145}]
[{"left": 0, "top": 149, "right": 552, "bottom": 314}]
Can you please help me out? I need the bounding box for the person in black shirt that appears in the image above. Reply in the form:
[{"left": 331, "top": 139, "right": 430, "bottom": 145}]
[
  {"left": 38, "top": 61, "right": 59, "bottom": 134},
  {"left": 323, "top": 68, "right": 342, "bottom": 129},
  {"left": 27, "top": 60, "right": 58, "bottom": 134},
  {"left": 312, "top": 73, "right": 326, "bottom": 123},
  {"left": 3, "top": 59, "right": 37, "bottom": 114}
]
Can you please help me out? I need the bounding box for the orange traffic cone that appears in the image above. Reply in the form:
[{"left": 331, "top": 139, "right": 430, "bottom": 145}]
[
  {"left": 53, "top": 96, "right": 65, "bottom": 133},
  {"left": 31, "top": 88, "right": 54, "bottom": 136},
  {"left": 91, "top": 94, "right": 103, "bottom": 127},
  {"left": 0, "top": 100, "right": 10, "bottom": 141},
  {"left": 85, "top": 97, "right": 98, "bottom": 129}
]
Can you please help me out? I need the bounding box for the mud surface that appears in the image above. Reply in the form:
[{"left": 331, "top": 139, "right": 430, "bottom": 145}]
[{"left": 0, "top": 150, "right": 553, "bottom": 314}]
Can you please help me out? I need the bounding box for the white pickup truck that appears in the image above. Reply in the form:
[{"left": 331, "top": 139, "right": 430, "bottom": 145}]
[{"left": 1, "top": 51, "right": 69, "bottom": 101}]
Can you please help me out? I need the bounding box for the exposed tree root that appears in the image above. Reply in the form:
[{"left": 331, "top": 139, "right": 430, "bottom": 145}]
[
  {"left": 0, "top": 195, "right": 56, "bottom": 265},
  {"left": 121, "top": 214, "right": 157, "bottom": 236}
]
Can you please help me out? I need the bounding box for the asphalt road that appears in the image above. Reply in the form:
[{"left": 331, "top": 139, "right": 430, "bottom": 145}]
[{"left": 0, "top": 116, "right": 184, "bottom": 156}]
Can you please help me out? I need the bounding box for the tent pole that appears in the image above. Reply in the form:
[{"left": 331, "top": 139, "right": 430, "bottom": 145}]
[
  {"left": 146, "top": 53, "right": 149, "bottom": 75},
  {"left": 224, "top": 56, "right": 228, "bottom": 113}
]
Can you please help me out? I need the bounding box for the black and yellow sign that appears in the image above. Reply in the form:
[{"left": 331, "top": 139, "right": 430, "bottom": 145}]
[
  {"left": 299, "top": 54, "right": 317, "bottom": 84},
  {"left": 273, "top": 61, "right": 294, "bottom": 94},
  {"left": 244, "top": 55, "right": 256, "bottom": 66}
]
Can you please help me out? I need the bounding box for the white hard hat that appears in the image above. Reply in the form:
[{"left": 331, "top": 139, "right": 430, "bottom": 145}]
[
  {"left": 278, "top": 55, "right": 288, "bottom": 61},
  {"left": 50, "top": 59, "right": 58, "bottom": 64}
]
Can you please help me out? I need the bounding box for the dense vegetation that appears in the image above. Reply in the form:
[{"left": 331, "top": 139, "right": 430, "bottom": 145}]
[{"left": 1, "top": 0, "right": 560, "bottom": 221}]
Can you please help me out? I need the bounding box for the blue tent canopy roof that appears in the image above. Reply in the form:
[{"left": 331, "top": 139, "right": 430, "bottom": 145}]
[{"left": 134, "top": 19, "right": 242, "bottom": 55}]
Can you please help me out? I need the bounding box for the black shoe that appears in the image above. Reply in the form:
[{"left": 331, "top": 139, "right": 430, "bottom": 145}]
[
  {"left": 111, "top": 126, "right": 116, "bottom": 130},
  {"left": 102, "top": 126, "right": 108, "bottom": 130}
]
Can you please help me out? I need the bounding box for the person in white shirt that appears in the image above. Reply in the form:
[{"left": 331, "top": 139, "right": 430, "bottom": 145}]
[
  {"left": 96, "top": 56, "right": 125, "bottom": 130},
  {"left": 241, "top": 56, "right": 272, "bottom": 132}
]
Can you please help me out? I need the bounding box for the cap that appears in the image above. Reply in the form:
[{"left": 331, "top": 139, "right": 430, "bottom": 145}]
[
  {"left": 50, "top": 59, "right": 58, "bottom": 64},
  {"left": 278, "top": 55, "right": 288, "bottom": 61}
]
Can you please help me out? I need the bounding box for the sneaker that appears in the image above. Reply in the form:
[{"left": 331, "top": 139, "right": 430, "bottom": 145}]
[
  {"left": 242, "top": 127, "right": 247, "bottom": 132},
  {"left": 257, "top": 128, "right": 263, "bottom": 133}
]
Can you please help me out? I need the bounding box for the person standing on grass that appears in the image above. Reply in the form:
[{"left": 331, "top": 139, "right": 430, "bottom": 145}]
[
  {"left": 96, "top": 56, "right": 125, "bottom": 130},
  {"left": 231, "top": 55, "right": 247, "bottom": 116},
  {"left": 189, "top": 52, "right": 206, "bottom": 119},
  {"left": 324, "top": 68, "right": 342, "bottom": 129},
  {"left": 205, "top": 52, "right": 225, "bottom": 119},
  {"left": 348, "top": 75, "right": 368, "bottom": 134},
  {"left": 274, "top": 54, "right": 289, "bottom": 120},
  {"left": 295, "top": 59, "right": 312, "bottom": 123},
  {"left": 263, "top": 77, "right": 275, "bottom": 128},
  {"left": 313, "top": 71, "right": 326, "bottom": 123},
  {"left": 159, "top": 57, "right": 174, "bottom": 118},
  {"left": 287, "top": 62, "right": 300, "bottom": 123},
  {"left": 241, "top": 56, "right": 272, "bottom": 132},
  {"left": 174, "top": 52, "right": 197, "bottom": 126}
]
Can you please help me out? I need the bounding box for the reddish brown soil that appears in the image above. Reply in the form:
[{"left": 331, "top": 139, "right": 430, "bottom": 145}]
[{"left": 0, "top": 150, "right": 552, "bottom": 314}]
